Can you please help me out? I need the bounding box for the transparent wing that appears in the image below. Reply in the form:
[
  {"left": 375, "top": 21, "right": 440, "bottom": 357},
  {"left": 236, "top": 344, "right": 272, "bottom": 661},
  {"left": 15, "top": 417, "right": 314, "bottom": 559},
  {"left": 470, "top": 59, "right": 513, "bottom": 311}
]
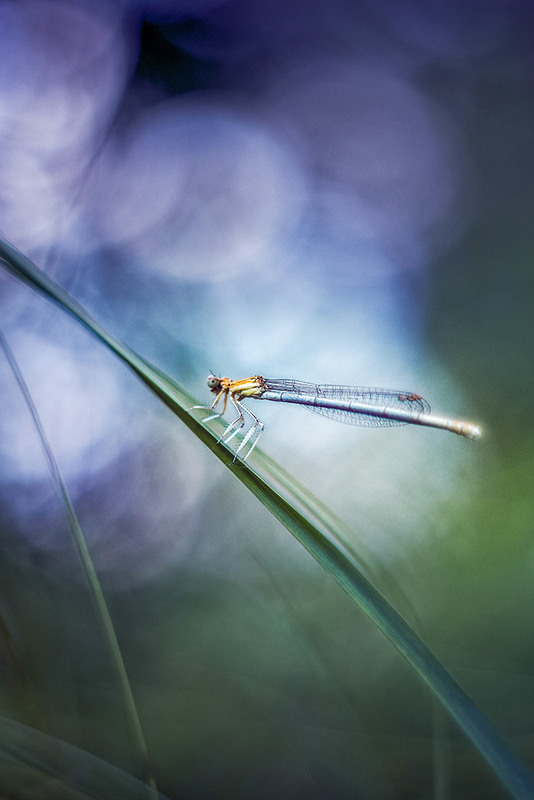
[{"left": 262, "top": 378, "right": 431, "bottom": 427}]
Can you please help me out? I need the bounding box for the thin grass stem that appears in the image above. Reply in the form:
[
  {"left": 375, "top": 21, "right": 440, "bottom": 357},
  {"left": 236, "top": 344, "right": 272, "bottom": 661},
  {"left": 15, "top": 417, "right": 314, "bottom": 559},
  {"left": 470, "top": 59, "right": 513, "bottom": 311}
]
[{"left": 0, "top": 326, "right": 158, "bottom": 798}]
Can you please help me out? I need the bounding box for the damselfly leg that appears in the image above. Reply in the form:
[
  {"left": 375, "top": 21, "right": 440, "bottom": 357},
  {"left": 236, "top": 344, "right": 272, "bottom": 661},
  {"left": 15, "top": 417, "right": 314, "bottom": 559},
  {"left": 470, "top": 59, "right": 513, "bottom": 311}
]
[{"left": 193, "top": 386, "right": 264, "bottom": 460}]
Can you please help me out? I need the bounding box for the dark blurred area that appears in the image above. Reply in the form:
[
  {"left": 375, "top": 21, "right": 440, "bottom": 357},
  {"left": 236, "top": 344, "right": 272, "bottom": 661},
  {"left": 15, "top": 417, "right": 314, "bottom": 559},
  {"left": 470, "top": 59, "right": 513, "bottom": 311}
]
[{"left": 0, "top": 1, "right": 533, "bottom": 797}]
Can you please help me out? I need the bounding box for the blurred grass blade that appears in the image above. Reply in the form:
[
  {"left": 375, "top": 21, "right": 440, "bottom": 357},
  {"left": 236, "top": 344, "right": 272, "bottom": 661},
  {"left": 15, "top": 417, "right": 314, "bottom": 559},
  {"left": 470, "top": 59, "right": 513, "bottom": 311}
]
[
  {"left": 0, "top": 716, "right": 169, "bottom": 800},
  {"left": 0, "top": 326, "right": 157, "bottom": 797},
  {"left": 1, "top": 237, "right": 533, "bottom": 799}
]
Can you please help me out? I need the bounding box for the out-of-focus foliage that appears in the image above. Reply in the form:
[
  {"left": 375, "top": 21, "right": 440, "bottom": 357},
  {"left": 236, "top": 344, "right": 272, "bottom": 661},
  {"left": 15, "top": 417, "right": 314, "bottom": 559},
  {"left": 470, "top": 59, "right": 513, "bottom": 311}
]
[{"left": 0, "top": 1, "right": 533, "bottom": 798}]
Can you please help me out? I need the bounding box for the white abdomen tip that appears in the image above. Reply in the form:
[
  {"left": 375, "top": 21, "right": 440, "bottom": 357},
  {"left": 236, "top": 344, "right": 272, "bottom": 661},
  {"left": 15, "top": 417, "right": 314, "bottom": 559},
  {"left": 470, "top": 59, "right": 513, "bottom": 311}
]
[{"left": 465, "top": 423, "right": 482, "bottom": 440}]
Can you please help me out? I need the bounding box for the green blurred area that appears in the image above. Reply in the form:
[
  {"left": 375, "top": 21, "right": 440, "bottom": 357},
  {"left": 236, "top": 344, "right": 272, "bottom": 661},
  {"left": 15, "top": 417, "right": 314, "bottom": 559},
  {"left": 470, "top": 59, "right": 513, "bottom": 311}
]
[{"left": 2, "top": 448, "right": 534, "bottom": 799}]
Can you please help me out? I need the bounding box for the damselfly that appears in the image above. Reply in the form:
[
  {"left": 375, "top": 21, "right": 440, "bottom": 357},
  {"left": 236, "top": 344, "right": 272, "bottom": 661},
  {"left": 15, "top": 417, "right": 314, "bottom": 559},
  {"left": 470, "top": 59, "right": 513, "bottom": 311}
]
[{"left": 195, "top": 374, "right": 481, "bottom": 460}]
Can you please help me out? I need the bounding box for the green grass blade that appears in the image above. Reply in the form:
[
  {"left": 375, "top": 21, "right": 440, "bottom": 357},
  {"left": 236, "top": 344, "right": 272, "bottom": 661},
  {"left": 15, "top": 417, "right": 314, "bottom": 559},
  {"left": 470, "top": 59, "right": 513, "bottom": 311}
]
[
  {"left": 1, "top": 237, "right": 533, "bottom": 799},
  {"left": 0, "top": 715, "right": 169, "bottom": 799},
  {"left": 0, "top": 326, "right": 157, "bottom": 796}
]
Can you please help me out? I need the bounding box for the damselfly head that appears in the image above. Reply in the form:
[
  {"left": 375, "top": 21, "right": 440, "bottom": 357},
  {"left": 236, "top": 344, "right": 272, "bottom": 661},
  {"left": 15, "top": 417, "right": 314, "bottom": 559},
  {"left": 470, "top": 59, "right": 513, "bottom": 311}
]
[{"left": 207, "top": 373, "right": 222, "bottom": 392}]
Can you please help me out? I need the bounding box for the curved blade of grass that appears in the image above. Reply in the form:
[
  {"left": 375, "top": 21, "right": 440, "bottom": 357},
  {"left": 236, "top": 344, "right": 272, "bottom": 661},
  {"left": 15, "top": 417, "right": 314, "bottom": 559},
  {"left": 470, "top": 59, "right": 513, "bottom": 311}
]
[
  {"left": 0, "top": 326, "right": 158, "bottom": 797},
  {"left": 1, "top": 237, "right": 533, "bottom": 799},
  {"left": 0, "top": 715, "right": 169, "bottom": 800}
]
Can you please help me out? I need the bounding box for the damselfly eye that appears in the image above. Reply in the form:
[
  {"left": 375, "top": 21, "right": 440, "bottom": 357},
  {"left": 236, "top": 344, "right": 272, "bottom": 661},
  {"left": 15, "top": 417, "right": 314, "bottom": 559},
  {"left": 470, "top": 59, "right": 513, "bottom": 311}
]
[{"left": 207, "top": 374, "right": 219, "bottom": 390}]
